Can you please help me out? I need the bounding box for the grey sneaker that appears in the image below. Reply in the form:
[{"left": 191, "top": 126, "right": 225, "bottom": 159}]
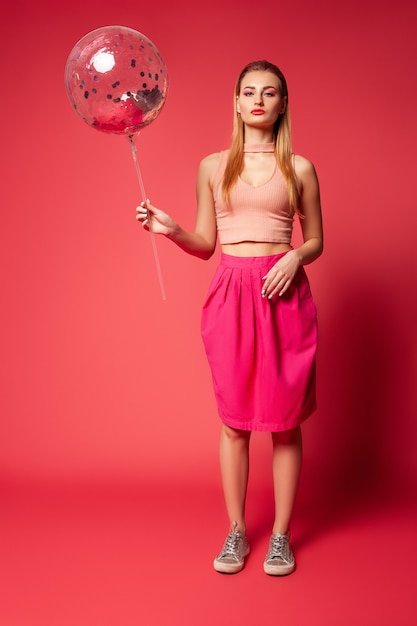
[
  {"left": 213, "top": 521, "right": 250, "bottom": 574},
  {"left": 264, "top": 533, "right": 295, "bottom": 576}
]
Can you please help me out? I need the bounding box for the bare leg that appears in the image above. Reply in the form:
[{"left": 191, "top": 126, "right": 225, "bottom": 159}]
[
  {"left": 219, "top": 423, "right": 251, "bottom": 534},
  {"left": 271, "top": 426, "right": 302, "bottom": 535}
]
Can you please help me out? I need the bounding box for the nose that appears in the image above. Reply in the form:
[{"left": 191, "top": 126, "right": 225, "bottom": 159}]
[{"left": 255, "top": 92, "right": 264, "bottom": 105}]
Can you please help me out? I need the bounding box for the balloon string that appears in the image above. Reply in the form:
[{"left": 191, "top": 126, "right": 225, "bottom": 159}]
[{"left": 128, "top": 134, "right": 166, "bottom": 301}]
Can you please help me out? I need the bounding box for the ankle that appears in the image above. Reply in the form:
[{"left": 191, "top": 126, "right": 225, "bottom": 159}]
[{"left": 230, "top": 520, "right": 246, "bottom": 535}]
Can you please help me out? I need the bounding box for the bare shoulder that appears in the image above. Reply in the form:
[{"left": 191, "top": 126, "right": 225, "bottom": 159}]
[
  {"left": 293, "top": 154, "right": 317, "bottom": 177},
  {"left": 199, "top": 151, "right": 221, "bottom": 171},
  {"left": 293, "top": 154, "right": 320, "bottom": 196},
  {"left": 198, "top": 151, "right": 223, "bottom": 186}
]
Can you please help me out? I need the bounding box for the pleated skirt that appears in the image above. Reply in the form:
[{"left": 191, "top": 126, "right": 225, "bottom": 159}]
[{"left": 201, "top": 253, "right": 318, "bottom": 432}]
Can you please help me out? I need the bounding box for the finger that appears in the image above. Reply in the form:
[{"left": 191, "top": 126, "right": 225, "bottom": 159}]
[
  {"left": 265, "top": 272, "right": 292, "bottom": 299},
  {"left": 263, "top": 279, "right": 279, "bottom": 298},
  {"left": 278, "top": 279, "right": 292, "bottom": 296},
  {"left": 262, "top": 274, "right": 276, "bottom": 297},
  {"left": 261, "top": 277, "right": 272, "bottom": 297},
  {"left": 267, "top": 284, "right": 280, "bottom": 299},
  {"left": 263, "top": 268, "right": 284, "bottom": 292}
]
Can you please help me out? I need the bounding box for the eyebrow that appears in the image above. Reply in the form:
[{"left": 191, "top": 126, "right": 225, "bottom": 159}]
[{"left": 242, "top": 85, "right": 279, "bottom": 90}]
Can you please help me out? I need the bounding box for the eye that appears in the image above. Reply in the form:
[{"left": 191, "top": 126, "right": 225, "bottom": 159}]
[
  {"left": 243, "top": 90, "right": 254, "bottom": 96},
  {"left": 264, "top": 91, "right": 276, "bottom": 97}
]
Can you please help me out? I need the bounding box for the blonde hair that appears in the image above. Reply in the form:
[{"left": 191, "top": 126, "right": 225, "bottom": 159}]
[{"left": 222, "top": 60, "right": 301, "bottom": 215}]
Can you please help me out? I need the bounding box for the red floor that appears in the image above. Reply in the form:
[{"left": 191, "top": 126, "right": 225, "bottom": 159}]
[{"left": 0, "top": 477, "right": 416, "bottom": 626}]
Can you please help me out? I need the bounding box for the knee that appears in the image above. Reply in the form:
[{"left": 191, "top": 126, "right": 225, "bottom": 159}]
[{"left": 222, "top": 423, "right": 251, "bottom": 443}]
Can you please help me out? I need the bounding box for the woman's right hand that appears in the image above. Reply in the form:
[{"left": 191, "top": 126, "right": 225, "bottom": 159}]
[{"left": 135, "top": 200, "right": 177, "bottom": 237}]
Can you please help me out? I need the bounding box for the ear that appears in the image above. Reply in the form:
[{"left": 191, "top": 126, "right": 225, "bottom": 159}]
[
  {"left": 280, "top": 97, "right": 287, "bottom": 114},
  {"left": 236, "top": 96, "right": 240, "bottom": 114}
]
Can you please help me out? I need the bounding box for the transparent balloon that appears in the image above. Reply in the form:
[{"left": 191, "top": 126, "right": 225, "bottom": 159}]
[
  {"left": 65, "top": 26, "right": 169, "bottom": 299},
  {"left": 64, "top": 25, "right": 168, "bottom": 136}
]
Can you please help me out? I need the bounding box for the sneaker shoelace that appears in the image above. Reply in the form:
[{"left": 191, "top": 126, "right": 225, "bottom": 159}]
[
  {"left": 221, "top": 531, "right": 243, "bottom": 562},
  {"left": 268, "top": 534, "right": 291, "bottom": 564}
]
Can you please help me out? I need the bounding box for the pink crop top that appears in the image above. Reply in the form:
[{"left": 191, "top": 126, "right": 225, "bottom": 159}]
[{"left": 213, "top": 150, "right": 294, "bottom": 245}]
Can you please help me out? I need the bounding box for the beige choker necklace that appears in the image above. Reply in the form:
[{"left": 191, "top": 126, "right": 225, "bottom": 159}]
[{"left": 243, "top": 142, "right": 275, "bottom": 153}]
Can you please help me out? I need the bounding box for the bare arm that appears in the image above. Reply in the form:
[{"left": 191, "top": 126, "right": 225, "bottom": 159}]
[
  {"left": 135, "top": 154, "right": 218, "bottom": 260},
  {"left": 293, "top": 155, "right": 324, "bottom": 265},
  {"left": 261, "top": 155, "right": 323, "bottom": 298}
]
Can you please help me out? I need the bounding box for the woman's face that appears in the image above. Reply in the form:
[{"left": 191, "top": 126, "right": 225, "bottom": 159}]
[{"left": 237, "top": 70, "right": 286, "bottom": 128}]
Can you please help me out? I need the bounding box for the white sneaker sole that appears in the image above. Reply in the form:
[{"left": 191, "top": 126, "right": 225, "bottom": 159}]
[
  {"left": 213, "top": 559, "right": 245, "bottom": 574},
  {"left": 264, "top": 561, "right": 295, "bottom": 576}
]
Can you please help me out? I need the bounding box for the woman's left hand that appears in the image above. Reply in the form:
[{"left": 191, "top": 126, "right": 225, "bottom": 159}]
[{"left": 261, "top": 250, "right": 302, "bottom": 299}]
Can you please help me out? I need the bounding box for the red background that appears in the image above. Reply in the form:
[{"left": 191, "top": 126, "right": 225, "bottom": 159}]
[{"left": 1, "top": 1, "right": 416, "bottom": 624}]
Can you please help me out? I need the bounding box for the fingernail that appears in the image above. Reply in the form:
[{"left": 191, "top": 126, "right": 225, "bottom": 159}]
[
  {"left": 261, "top": 290, "right": 266, "bottom": 297},
  {"left": 268, "top": 294, "right": 273, "bottom": 300}
]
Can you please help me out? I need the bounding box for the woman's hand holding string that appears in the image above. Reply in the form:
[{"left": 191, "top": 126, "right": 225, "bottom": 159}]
[{"left": 136, "top": 200, "right": 177, "bottom": 237}]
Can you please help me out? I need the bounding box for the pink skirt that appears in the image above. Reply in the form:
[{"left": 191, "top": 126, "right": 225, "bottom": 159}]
[{"left": 201, "top": 253, "right": 318, "bottom": 432}]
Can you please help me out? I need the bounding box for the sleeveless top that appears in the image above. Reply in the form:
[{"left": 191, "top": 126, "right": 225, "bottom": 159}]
[{"left": 213, "top": 150, "right": 294, "bottom": 245}]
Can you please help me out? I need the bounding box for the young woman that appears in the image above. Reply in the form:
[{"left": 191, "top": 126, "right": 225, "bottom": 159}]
[{"left": 136, "top": 60, "right": 323, "bottom": 575}]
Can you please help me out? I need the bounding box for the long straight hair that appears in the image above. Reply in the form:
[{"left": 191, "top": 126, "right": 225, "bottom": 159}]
[{"left": 222, "top": 60, "right": 301, "bottom": 214}]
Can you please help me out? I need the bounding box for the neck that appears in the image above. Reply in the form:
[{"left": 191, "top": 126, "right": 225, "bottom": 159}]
[
  {"left": 244, "top": 128, "right": 274, "bottom": 143},
  {"left": 243, "top": 128, "right": 275, "bottom": 153},
  {"left": 243, "top": 142, "right": 275, "bottom": 153}
]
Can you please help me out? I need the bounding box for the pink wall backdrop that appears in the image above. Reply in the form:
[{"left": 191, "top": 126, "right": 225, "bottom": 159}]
[{"left": 1, "top": 0, "right": 416, "bottom": 496}]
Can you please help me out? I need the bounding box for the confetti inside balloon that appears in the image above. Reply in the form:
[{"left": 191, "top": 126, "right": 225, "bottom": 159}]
[
  {"left": 65, "top": 26, "right": 168, "bottom": 299},
  {"left": 64, "top": 25, "right": 168, "bottom": 136}
]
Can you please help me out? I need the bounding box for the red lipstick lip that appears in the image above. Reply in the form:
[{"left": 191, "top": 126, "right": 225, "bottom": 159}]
[{"left": 251, "top": 109, "right": 265, "bottom": 115}]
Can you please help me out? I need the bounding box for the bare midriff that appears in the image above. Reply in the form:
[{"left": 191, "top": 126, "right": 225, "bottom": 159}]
[{"left": 221, "top": 241, "right": 292, "bottom": 257}]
